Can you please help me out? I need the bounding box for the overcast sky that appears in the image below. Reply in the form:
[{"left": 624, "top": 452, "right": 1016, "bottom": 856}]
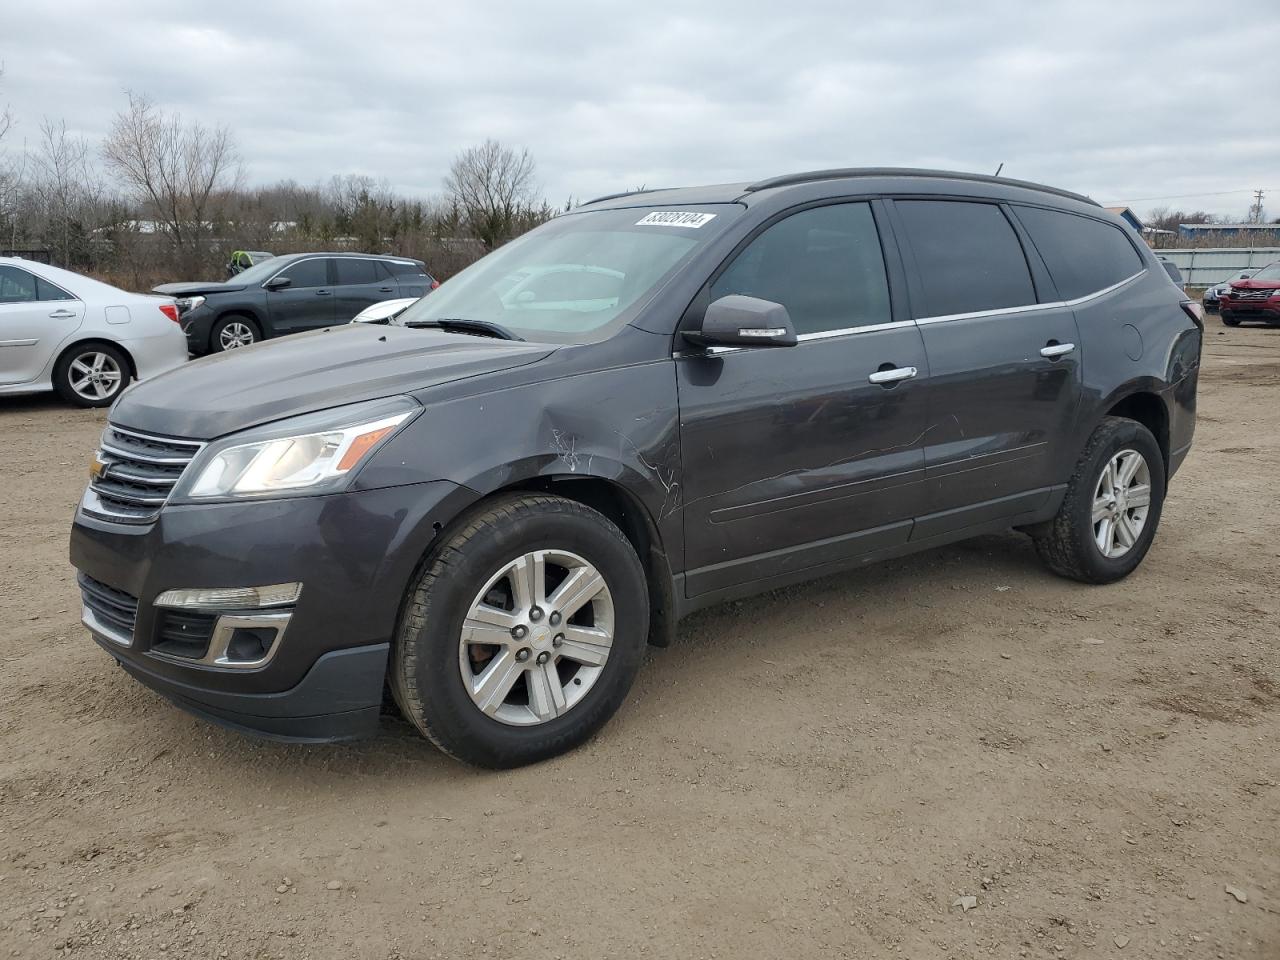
[{"left": 2, "top": 0, "right": 1277, "bottom": 219}]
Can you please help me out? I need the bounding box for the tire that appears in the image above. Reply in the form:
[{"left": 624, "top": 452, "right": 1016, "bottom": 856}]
[
  {"left": 52, "top": 342, "right": 131, "bottom": 408},
  {"left": 390, "top": 493, "right": 649, "bottom": 768},
  {"left": 1032, "top": 416, "right": 1166, "bottom": 585},
  {"left": 209, "top": 314, "right": 260, "bottom": 352},
  {"left": 1221, "top": 311, "right": 1240, "bottom": 327}
]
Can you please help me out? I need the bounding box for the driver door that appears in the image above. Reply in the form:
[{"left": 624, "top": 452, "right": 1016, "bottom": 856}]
[
  {"left": 675, "top": 201, "right": 930, "bottom": 597},
  {"left": 266, "top": 258, "right": 336, "bottom": 334}
]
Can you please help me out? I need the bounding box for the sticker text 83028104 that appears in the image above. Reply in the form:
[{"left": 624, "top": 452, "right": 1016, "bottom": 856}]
[{"left": 635, "top": 211, "right": 717, "bottom": 228}]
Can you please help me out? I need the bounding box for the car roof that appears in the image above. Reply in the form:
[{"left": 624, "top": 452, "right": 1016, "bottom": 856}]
[
  {"left": 580, "top": 167, "right": 1100, "bottom": 213},
  {"left": 275, "top": 252, "right": 420, "bottom": 262}
]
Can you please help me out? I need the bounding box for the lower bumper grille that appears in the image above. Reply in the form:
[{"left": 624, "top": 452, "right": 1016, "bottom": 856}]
[
  {"left": 79, "top": 574, "right": 138, "bottom": 645},
  {"left": 152, "top": 609, "right": 218, "bottom": 660}
]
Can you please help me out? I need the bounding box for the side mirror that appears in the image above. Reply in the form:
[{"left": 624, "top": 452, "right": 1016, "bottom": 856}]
[
  {"left": 264, "top": 276, "right": 292, "bottom": 291},
  {"left": 683, "top": 295, "right": 798, "bottom": 349},
  {"left": 1240, "top": 273, "right": 1252, "bottom": 279}
]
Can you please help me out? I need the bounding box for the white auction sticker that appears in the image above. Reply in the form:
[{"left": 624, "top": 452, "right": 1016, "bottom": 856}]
[{"left": 635, "top": 211, "right": 717, "bottom": 228}]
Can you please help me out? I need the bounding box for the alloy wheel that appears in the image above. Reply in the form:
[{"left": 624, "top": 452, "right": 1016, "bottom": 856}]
[
  {"left": 1092, "top": 448, "right": 1152, "bottom": 559},
  {"left": 458, "top": 549, "right": 614, "bottom": 726},
  {"left": 68, "top": 352, "right": 123, "bottom": 401},
  {"left": 219, "top": 321, "right": 256, "bottom": 349}
]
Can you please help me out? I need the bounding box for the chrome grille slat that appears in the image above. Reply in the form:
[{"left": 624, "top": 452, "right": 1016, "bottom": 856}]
[
  {"left": 1230, "top": 288, "right": 1273, "bottom": 302},
  {"left": 85, "top": 425, "right": 204, "bottom": 525}
]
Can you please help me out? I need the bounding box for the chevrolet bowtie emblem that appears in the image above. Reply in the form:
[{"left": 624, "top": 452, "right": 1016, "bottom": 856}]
[{"left": 89, "top": 455, "right": 109, "bottom": 480}]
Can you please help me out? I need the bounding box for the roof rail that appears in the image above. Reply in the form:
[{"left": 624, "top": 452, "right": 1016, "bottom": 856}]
[
  {"left": 581, "top": 187, "right": 666, "bottom": 206},
  {"left": 743, "top": 167, "right": 1099, "bottom": 207}
]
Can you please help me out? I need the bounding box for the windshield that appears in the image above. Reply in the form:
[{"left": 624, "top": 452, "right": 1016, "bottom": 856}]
[
  {"left": 396, "top": 205, "right": 741, "bottom": 343},
  {"left": 231, "top": 257, "right": 291, "bottom": 285},
  {"left": 1250, "top": 261, "right": 1280, "bottom": 282}
]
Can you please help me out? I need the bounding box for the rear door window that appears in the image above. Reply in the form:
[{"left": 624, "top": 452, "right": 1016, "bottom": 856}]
[
  {"left": 0, "top": 266, "right": 39, "bottom": 303},
  {"left": 1013, "top": 206, "right": 1146, "bottom": 300},
  {"left": 710, "top": 202, "right": 891, "bottom": 335},
  {"left": 37, "top": 278, "right": 75, "bottom": 301},
  {"left": 894, "top": 200, "right": 1036, "bottom": 317},
  {"left": 335, "top": 259, "right": 379, "bottom": 285}
]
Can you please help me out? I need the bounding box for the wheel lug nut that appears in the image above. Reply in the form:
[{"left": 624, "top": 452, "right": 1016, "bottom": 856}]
[
  {"left": 511, "top": 625, "right": 528, "bottom": 640},
  {"left": 552, "top": 634, "right": 564, "bottom": 648},
  {"left": 529, "top": 607, "right": 544, "bottom": 622},
  {"left": 535, "top": 651, "right": 550, "bottom": 665},
  {"left": 515, "top": 648, "right": 531, "bottom": 662},
  {"left": 549, "top": 611, "right": 561, "bottom": 626}
]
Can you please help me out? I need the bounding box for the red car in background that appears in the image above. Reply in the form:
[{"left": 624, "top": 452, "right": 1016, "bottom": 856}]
[{"left": 1220, "top": 260, "right": 1280, "bottom": 327}]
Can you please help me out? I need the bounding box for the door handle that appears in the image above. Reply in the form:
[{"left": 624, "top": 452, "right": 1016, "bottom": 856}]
[
  {"left": 48, "top": 309, "right": 77, "bottom": 319},
  {"left": 378, "top": 286, "right": 394, "bottom": 292},
  {"left": 868, "top": 365, "right": 918, "bottom": 385},
  {"left": 315, "top": 289, "right": 332, "bottom": 296},
  {"left": 1040, "top": 341, "right": 1075, "bottom": 359}
]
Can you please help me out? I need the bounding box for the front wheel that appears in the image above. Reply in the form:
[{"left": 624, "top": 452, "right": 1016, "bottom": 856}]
[
  {"left": 390, "top": 494, "right": 649, "bottom": 768},
  {"left": 1032, "top": 416, "right": 1166, "bottom": 584},
  {"left": 1221, "top": 311, "right": 1240, "bottom": 327},
  {"left": 210, "top": 315, "right": 260, "bottom": 351}
]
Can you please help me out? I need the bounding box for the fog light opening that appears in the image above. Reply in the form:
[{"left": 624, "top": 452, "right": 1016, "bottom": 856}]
[{"left": 226, "top": 626, "right": 279, "bottom": 663}]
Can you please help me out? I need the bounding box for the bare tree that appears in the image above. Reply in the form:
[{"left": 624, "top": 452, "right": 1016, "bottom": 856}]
[
  {"left": 0, "top": 65, "right": 25, "bottom": 252},
  {"left": 29, "top": 118, "right": 111, "bottom": 266},
  {"left": 101, "top": 92, "right": 241, "bottom": 273},
  {"left": 444, "top": 139, "right": 539, "bottom": 250}
]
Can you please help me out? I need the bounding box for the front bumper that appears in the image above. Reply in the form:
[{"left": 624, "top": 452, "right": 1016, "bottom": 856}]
[
  {"left": 1220, "top": 298, "right": 1280, "bottom": 321},
  {"left": 179, "top": 311, "right": 214, "bottom": 354},
  {"left": 70, "top": 479, "right": 476, "bottom": 741}
]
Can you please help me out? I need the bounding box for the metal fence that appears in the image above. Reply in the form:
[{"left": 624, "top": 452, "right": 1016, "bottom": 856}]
[{"left": 1155, "top": 247, "right": 1280, "bottom": 287}]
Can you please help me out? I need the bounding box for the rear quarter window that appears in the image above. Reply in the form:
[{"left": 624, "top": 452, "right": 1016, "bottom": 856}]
[{"left": 1012, "top": 206, "right": 1145, "bottom": 301}]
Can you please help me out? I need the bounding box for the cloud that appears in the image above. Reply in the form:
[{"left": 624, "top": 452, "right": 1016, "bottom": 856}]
[{"left": 2, "top": 0, "right": 1276, "bottom": 218}]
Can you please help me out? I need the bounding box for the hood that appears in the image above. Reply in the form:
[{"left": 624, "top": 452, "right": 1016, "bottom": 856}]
[
  {"left": 152, "top": 280, "right": 248, "bottom": 296},
  {"left": 1231, "top": 279, "right": 1280, "bottom": 291},
  {"left": 111, "top": 323, "right": 555, "bottom": 439}
]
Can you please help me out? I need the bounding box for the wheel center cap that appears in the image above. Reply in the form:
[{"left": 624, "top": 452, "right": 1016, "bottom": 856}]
[{"left": 529, "top": 624, "right": 552, "bottom": 649}]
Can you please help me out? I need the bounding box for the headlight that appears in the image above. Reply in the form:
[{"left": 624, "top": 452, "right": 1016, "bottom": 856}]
[
  {"left": 173, "top": 396, "right": 420, "bottom": 501},
  {"left": 175, "top": 296, "right": 206, "bottom": 313}
]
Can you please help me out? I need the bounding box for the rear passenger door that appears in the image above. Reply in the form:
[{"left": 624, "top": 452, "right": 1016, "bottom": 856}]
[
  {"left": 888, "top": 198, "right": 1082, "bottom": 538},
  {"left": 0, "top": 265, "right": 84, "bottom": 385},
  {"left": 676, "top": 201, "right": 931, "bottom": 597},
  {"left": 265, "top": 257, "right": 336, "bottom": 334},
  {"left": 333, "top": 258, "right": 395, "bottom": 321}
]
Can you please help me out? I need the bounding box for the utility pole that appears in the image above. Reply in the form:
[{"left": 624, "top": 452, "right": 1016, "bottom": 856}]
[{"left": 1248, "top": 189, "right": 1264, "bottom": 223}]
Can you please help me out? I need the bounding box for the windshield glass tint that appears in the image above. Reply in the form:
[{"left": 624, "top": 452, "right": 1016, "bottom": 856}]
[{"left": 396, "top": 205, "right": 740, "bottom": 343}]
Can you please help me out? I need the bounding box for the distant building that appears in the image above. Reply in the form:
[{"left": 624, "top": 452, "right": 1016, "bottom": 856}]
[
  {"left": 1104, "top": 206, "right": 1144, "bottom": 232},
  {"left": 1178, "top": 222, "right": 1280, "bottom": 240}
]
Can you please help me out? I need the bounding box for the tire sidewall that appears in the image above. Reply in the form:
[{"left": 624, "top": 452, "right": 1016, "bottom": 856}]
[
  {"left": 1075, "top": 423, "right": 1166, "bottom": 581},
  {"left": 404, "top": 504, "right": 648, "bottom": 767},
  {"left": 53, "top": 343, "right": 130, "bottom": 408}
]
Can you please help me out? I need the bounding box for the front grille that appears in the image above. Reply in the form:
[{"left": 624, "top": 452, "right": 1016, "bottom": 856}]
[
  {"left": 79, "top": 574, "right": 138, "bottom": 643},
  {"left": 86, "top": 425, "right": 204, "bottom": 524},
  {"left": 152, "top": 609, "right": 218, "bottom": 660},
  {"left": 1229, "top": 288, "right": 1275, "bottom": 302}
]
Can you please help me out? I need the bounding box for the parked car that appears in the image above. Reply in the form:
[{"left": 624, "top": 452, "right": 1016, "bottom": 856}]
[
  {"left": 1202, "top": 272, "right": 1252, "bottom": 312},
  {"left": 71, "top": 168, "right": 1202, "bottom": 767},
  {"left": 154, "top": 253, "right": 437, "bottom": 354},
  {"left": 0, "top": 257, "right": 187, "bottom": 407},
  {"left": 351, "top": 297, "right": 419, "bottom": 325},
  {"left": 1219, "top": 261, "right": 1280, "bottom": 326},
  {"left": 1156, "top": 255, "right": 1184, "bottom": 285},
  {"left": 226, "top": 249, "right": 275, "bottom": 277}
]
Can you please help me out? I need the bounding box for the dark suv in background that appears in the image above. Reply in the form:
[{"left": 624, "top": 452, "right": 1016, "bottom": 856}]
[
  {"left": 155, "top": 253, "right": 436, "bottom": 354},
  {"left": 74, "top": 168, "right": 1201, "bottom": 768}
]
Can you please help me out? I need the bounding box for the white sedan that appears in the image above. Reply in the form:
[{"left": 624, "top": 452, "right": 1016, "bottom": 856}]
[
  {"left": 351, "top": 297, "right": 420, "bottom": 325},
  {"left": 0, "top": 258, "right": 188, "bottom": 407}
]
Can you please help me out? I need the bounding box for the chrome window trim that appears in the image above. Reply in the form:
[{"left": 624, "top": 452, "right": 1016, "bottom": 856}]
[
  {"left": 675, "top": 318, "right": 914, "bottom": 357},
  {"left": 916, "top": 269, "right": 1147, "bottom": 325},
  {"left": 263, "top": 255, "right": 405, "bottom": 289}
]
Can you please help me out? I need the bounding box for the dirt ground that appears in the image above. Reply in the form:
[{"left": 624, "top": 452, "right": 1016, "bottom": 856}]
[{"left": 1, "top": 324, "right": 1277, "bottom": 960}]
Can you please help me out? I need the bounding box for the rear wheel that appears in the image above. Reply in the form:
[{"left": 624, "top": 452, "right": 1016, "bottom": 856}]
[
  {"left": 1033, "top": 416, "right": 1166, "bottom": 584},
  {"left": 210, "top": 315, "right": 260, "bottom": 351},
  {"left": 53, "top": 342, "right": 130, "bottom": 408},
  {"left": 390, "top": 494, "right": 649, "bottom": 768}
]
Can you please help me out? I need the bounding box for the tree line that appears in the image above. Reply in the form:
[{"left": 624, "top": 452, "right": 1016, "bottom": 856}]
[{"left": 0, "top": 80, "right": 557, "bottom": 290}]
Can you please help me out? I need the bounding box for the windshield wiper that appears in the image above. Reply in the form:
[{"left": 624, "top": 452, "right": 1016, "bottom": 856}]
[{"left": 401, "top": 317, "right": 524, "bottom": 341}]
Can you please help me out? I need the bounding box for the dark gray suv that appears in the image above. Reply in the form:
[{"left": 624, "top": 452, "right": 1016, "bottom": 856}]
[
  {"left": 154, "top": 252, "right": 436, "bottom": 354},
  {"left": 72, "top": 169, "right": 1202, "bottom": 767}
]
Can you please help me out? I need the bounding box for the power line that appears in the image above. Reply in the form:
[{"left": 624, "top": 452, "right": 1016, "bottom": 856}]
[{"left": 1103, "top": 188, "right": 1274, "bottom": 205}]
